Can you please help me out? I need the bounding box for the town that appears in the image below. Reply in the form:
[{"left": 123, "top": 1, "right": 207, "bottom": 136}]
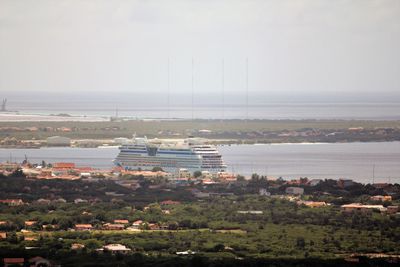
[{"left": 1, "top": 160, "right": 399, "bottom": 266}]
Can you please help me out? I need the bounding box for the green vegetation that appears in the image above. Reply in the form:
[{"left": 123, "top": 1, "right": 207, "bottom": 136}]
[
  {"left": 1, "top": 174, "right": 400, "bottom": 266},
  {"left": 1, "top": 119, "right": 400, "bottom": 142}
]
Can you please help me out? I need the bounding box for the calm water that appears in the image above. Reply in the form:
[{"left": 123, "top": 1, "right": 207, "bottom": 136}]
[
  {"left": 1, "top": 142, "right": 400, "bottom": 183},
  {"left": 5, "top": 92, "right": 400, "bottom": 120}
]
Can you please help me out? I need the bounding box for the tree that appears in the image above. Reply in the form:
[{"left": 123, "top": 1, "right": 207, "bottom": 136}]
[
  {"left": 193, "top": 171, "right": 202, "bottom": 178},
  {"left": 152, "top": 166, "right": 164, "bottom": 172}
]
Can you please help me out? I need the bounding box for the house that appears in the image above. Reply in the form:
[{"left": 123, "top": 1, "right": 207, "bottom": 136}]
[
  {"left": 370, "top": 195, "right": 392, "bottom": 202},
  {"left": 74, "top": 224, "right": 93, "bottom": 231},
  {"left": 113, "top": 219, "right": 129, "bottom": 224},
  {"left": 71, "top": 243, "right": 85, "bottom": 250},
  {"left": 237, "top": 210, "right": 263, "bottom": 214},
  {"left": 0, "top": 232, "right": 6, "bottom": 239},
  {"left": 25, "top": 221, "right": 37, "bottom": 227},
  {"left": 148, "top": 223, "right": 160, "bottom": 230},
  {"left": 3, "top": 258, "right": 25, "bottom": 267},
  {"left": 74, "top": 198, "right": 88, "bottom": 204},
  {"left": 103, "top": 223, "right": 125, "bottom": 231},
  {"left": 0, "top": 199, "right": 24, "bottom": 206},
  {"left": 100, "top": 244, "right": 131, "bottom": 255},
  {"left": 285, "top": 187, "right": 304, "bottom": 195},
  {"left": 176, "top": 250, "right": 196, "bottom": 255},
  {"left": 131, "top": 220, "right": 143, "bottom": 229},
  {"left": 341, "top": 203, "right": 387, "bottom": 213}
]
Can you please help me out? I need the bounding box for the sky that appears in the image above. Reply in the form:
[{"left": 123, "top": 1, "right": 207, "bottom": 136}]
[{"left": 0, "top": 0, "right": 399, "bottom": 99}]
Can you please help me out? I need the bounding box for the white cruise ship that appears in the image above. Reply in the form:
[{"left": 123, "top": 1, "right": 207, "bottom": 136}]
[{"left": 114, "top": 137, "right": 226, "bottom": 174}]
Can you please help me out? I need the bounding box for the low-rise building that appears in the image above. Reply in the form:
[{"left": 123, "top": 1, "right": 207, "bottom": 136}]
[
  {"left": 0, "top": 199, "right": 24, "bottom": 206},
  {"left": 24, "top": 221, "right": 37, "bottom": 227},
  {"left": 131, "top": 220, "right": 143, "bottom": 229},
  {"left": 237, "top": 210, "right": 263, "bottom": 214},
  {"left": 74, "top": 198, "right": 88, "bottom": 204},
  {"left": 100, "top": 244, "right": 131, "bottom": 255},
  {"left": 3, "top": 258, "right": 25, "bottom": 267},
  {"left": 370, "top": 195, "right": 392, "bottom": 202},
  {"left": 71, "top": 243, "right": 85, "bottom": 250},
  {"left": 0, "top": 232, "right": 6, "bottom": 239},
  {"left": 74, "top": 224, "right": 93, "bottom": 231},
  {"left": 341, "top": 203, "right": 387, "bottom": 213}
]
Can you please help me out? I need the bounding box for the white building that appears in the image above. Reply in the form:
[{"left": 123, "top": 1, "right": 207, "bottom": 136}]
[{"left": 101, "top": 244, "right": 131, "bottom": 254}]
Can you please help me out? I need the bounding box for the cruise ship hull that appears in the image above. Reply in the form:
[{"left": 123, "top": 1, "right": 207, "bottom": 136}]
[{"left": 114, "top": 138, "right": 226, "bottom": 174}]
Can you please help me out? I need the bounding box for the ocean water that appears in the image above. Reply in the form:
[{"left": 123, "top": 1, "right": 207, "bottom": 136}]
[
  {"left": 1, "top": 142, "right": 400, "bottom": 183},
  {"left": 3, "top": 92, "right": 400, "bottom": 120}
]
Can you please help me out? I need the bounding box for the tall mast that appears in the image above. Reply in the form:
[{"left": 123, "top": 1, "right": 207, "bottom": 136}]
[
  {"left": 191, "top": 58, "right": 194, "bottom": 121},
  {"left": 167, "top": 58, "right": 170, "bottom": 119},
  {"left": 222, "top": 58, "right": 225, "bottom": 120},
  {"left": 245, "top": 58, "right": 249, "bottom": 121}
]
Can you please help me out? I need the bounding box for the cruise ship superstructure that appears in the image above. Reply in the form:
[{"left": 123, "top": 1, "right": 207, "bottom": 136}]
[{"left": 114, "top": 137, "right": 227, "bottom": 174}]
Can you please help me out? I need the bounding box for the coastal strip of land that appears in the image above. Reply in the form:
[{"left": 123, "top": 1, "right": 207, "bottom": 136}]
[{"left": 1, "top": 119, "right": 400, "bottom": 147}]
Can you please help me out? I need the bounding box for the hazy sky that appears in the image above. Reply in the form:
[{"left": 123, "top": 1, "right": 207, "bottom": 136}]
[{"left": 0, "top": 0, "right": 399, "bottom": 96}]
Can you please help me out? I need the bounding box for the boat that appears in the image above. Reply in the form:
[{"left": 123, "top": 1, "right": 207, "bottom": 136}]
[{"left": 114, "top": 137, "right": 227, "bottom": 174}]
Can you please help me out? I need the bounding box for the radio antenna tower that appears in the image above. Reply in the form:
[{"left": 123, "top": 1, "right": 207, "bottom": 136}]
[
  {"left": 222, "top": 58, "right": 225, "bottom": 120},
  {"left": 167, "top": 58, "right": 171, "bottom": 119},
  {"left": 191, "top": 58, "right": 194, "bottom": 121},
  {"left": 245, "top": 58, "right": 249, "bottom": 121},
  {"left": 1, "top": 99, "right": 7, "bottom": 112}
]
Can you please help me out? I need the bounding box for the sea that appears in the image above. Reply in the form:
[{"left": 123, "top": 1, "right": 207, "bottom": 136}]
[
  {"left": 1, "top": 142, "right": 400, "bottom": 184},
  {"left": 1, "top": 92, "right": 400, "bottom": 183},
  {"left": 2, "top": 92, "right": 400, "bottom": 120}
]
